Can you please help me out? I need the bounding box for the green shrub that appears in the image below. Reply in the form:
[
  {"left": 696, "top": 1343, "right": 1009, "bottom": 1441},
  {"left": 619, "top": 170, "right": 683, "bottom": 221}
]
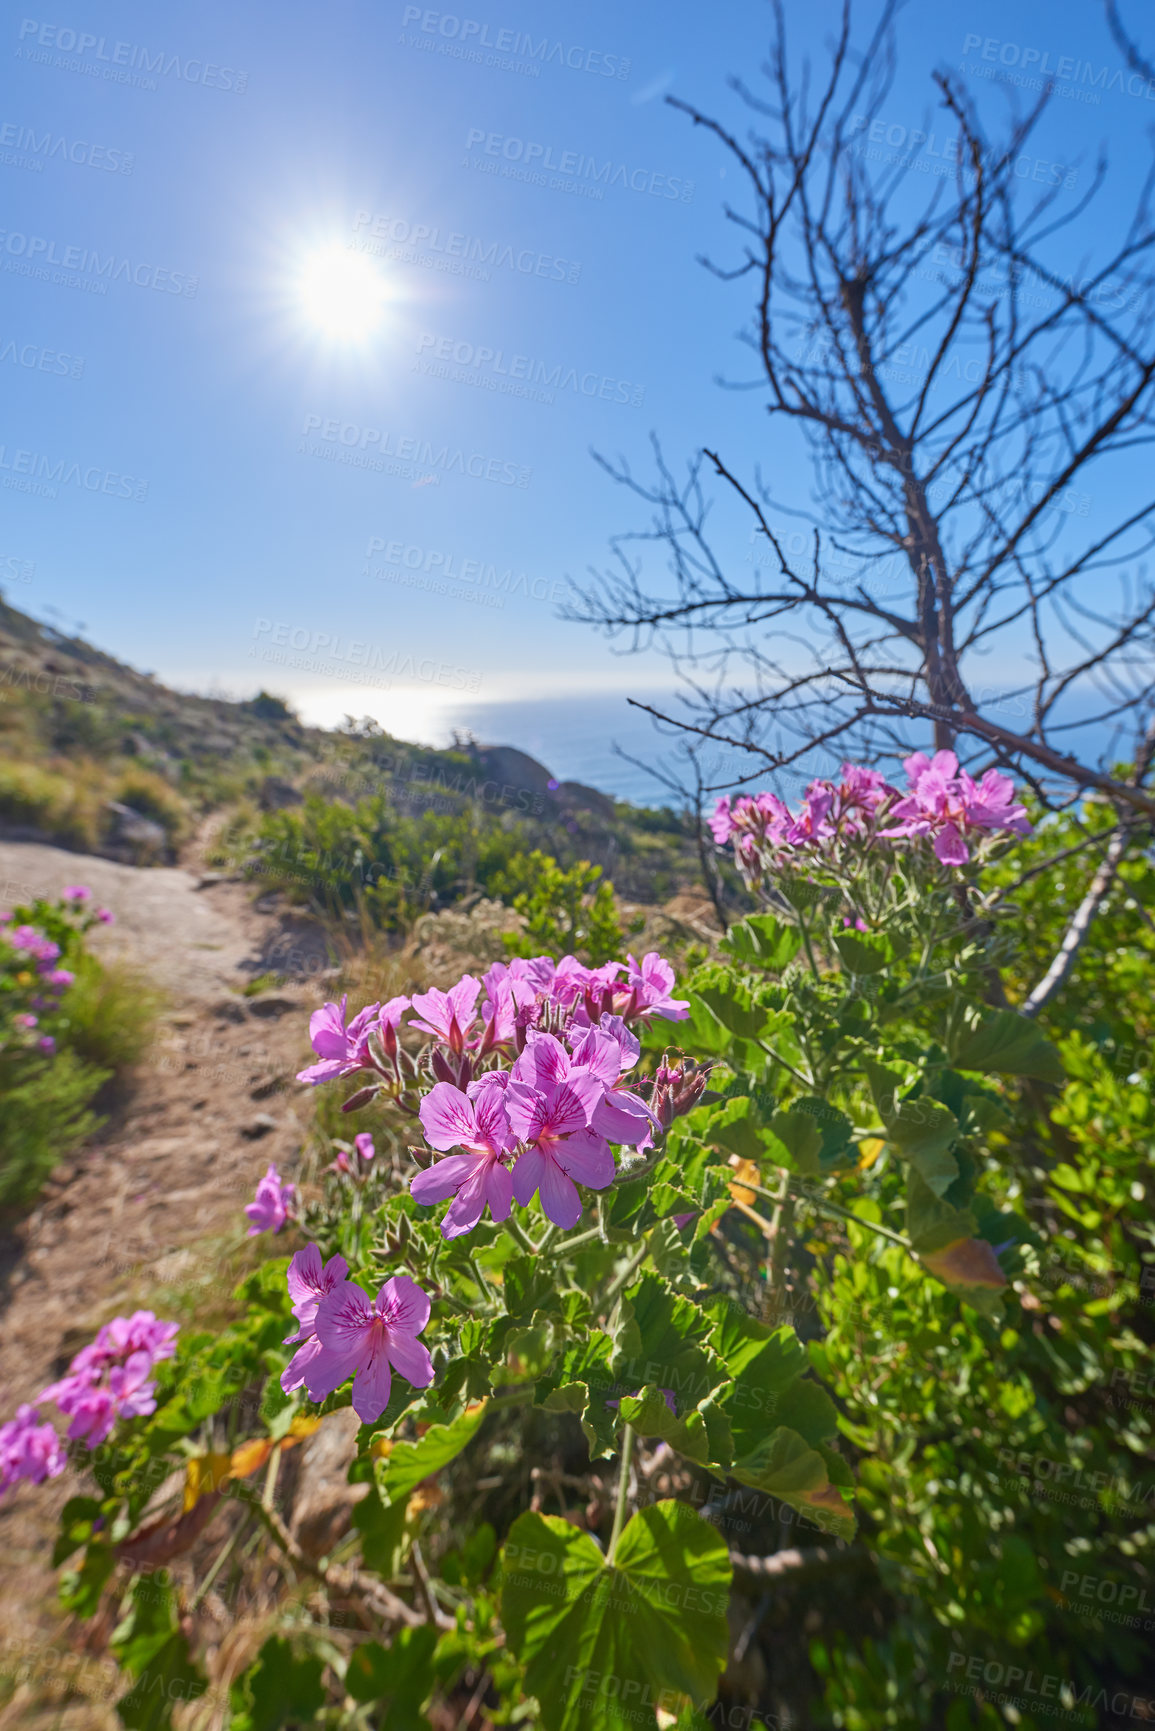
[
  {"left": 0, "top": 759, "right": 102, "bottom": 849},
  {"left": 0, "top": 1047, "right": 109, "bottom": 1205},
  {"left": 494, "top": 848, "right": 638, "bottom": 965},
  {"left": 59, "top": 954, "right": 161, "bottom": 1072}
]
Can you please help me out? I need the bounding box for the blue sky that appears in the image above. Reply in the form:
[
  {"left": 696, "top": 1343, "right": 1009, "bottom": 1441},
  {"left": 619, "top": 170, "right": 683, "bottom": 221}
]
[{"left": 3, "top": 0, "right": 1152, "bottom": 800}]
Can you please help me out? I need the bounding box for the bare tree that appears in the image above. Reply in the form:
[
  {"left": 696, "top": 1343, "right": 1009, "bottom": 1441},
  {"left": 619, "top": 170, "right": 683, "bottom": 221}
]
[{"left": 571, "top": 1, "right": 1155, "bottom": 826}]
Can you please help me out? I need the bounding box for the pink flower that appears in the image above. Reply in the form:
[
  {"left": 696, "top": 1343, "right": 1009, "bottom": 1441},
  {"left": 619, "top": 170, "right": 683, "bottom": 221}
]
[
  {"left": 409, "top": 975, "right": 481, "bottom": 1053},
  {"left": 566, "top": 1021, "right": 658, "bottom": 1146},
  {"left": 297, "top": 995, "right": 406, "bottom": 1085},
  {"left": 96, "top": 909, "right": 113, "bottom": 924},
  {"left": 882, "top": 750, "right": 1031, "bottom": 865},
  {"left": 245, "top": 1164, "right": 294, "bottom": 1236},
  {"left": 306, "top": 1275, "right": 435, "bottom": 1424},
  {"left": 281, "top": 1245, "right": 350, "bottom": 1394},
  {"left": 506, "top": 1072, "right": 614, "bottom": 1230},
  {"left": 38, "top": 1036, "right": 56, "bottom": 1054},
  {"left": 29, "top": 1310, "right": 179, "bottom": 1454},
  {"left": 14, "top": 1013, "right": 38, "bottom": 1029},
  {"left": 353, "top": 1133, "right": 375, "bottom": 1162},
  {"left": 44, "top": 969, "right": 74, "bottom": 990},
  {"left": 8, "top": 927, "right": 60, "bottom": 963},
  {"left": 0, "top": 1406, "right": 67, "bottom": 1495},
  {"left": 623, "top": 953, "right": 690, "bottom": 1022},
  {"left": 62, "top": 886, "right": 91, "bottom": 902},
  {"left": 412, "top": 1078, "right": 515, "bottom": 1238}
]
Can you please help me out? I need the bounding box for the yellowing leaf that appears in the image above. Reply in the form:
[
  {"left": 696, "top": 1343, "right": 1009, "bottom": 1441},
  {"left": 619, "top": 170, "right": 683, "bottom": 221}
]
[
  {"left": 728, "top": 1154, "right": 761, "bottom": 1206},
  {"left": 857, "top": 1137, "right": 885, "bottom": 1171},
  {"left": 370, "top": 1435, "right": 394, "bottom": 1460},
  {"left": 229, "top": 1438, "right": 274, "bottom": 1481},
  {"left": 922, "top": 1238, "right": 1008, "bottom": 1291},
  {"left": 183, "top": 1451, "right": 233, "bottom": 1512},
  {"left": 286, "top": 1414, "right": 323, "bottom": 1440}
]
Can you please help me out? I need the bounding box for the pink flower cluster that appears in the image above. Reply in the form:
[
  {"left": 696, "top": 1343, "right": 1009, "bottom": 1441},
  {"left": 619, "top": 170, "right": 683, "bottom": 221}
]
[
  {"left": 711, "top": 753, "right": 1030, "bottom": 882},
  {"left": 280, "top": 1244, "right": 434, "bottom": 1425},
  {"left": 295, "top": 951, "right": 688, "bottom": 1092},
  {"left": 414, "top": 1017, "right": 655, "bottom": 1235},
  {"left": 0, "top": 1311, "right": 179, "bottom": 1497},
  {"left": 880, "top": 750, "right": 1031, "bottom": 865}
]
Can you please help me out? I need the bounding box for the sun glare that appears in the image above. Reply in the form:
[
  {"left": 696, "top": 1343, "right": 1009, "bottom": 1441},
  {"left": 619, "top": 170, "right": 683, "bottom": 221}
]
[{"left": 298, "top": 244, "right": 387, "bottom": 340}]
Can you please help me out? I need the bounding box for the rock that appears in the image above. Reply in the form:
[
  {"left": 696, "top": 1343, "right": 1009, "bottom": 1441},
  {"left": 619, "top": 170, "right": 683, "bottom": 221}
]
[
  {"left": 240, "top": 1113, "right": 277, "bottom": 1139},
  {"left": 557, "top": 780, "right": 616, "bottom": 819},
  {"left": 104, "top": 801, "right": 167, "bottom": 861},
  {"left": 290, "top": 1408, "right": 368, "bottom": 1559},
  {"left": 244, "top": 993, "right": 299, "bottom": 1019},
  {"left": 212, "top": 998, "right": 247, "bottom": 1023},
  {"left": 259, "top": 776, "right": 304, "bottom": 811}
]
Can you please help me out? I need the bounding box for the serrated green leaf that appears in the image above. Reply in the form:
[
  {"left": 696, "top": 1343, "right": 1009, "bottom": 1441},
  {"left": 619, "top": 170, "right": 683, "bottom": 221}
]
[
  {"left": 947, "top": 1007, "right": 1064, "bottom": 1083},
  {"left": 345, "top": 1626, "right": 436, "bottom": 1728},
  {"left": 833, "top": 930, "right": 893, "bottom": 975},
  {"left": 230, "top": 1636, "right": 326, "bottom": 1731},
  {"left": 722, "top": 914, "right": 802, "bottom": 971},
  {"left": 904, "top": 1170, "right": 978, "bottom": 1255},
  {"left": 863, "top": 1059, "right": 959, "bottom": 1196},
  {"left": 376, "top": 1401, "right": 488, "bottom": 1507},
  {"left": 501, "top": 1503, "right": 731, "bottom": 1728}
]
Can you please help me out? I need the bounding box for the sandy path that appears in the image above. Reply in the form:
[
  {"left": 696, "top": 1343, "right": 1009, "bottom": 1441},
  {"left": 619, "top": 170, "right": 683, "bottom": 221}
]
[{"left": 0, "top": 842, "right": 334, "bottom": 1708}]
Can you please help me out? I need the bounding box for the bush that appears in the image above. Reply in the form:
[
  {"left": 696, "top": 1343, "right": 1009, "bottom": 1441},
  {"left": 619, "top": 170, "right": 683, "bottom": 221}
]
[
  {"left": 494, "top": 848, "right": 639, "bottom": 965},
  {"left": 0, "top": 1047, "right": 108, "bottom": 1205},
  {"left": 0, "top": 759, "right": 102, "bottom": 850}
]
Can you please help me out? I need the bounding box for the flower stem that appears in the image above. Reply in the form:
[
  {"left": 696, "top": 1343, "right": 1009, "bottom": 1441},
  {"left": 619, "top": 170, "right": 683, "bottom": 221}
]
[
  {"left": 506, "top": 1216, "right": 537, "bottom": 1255},
  {"left": 601, "top": 1241, "right": 648, "bottom": 1315},
  {"left": 606, "top": 1423, "right": 635, "bottom": 1568}
]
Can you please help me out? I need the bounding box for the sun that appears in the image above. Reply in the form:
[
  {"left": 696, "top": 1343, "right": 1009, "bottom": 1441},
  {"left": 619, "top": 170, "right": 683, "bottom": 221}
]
[{"left": 297, "top": 244, "right": 387, "bottom": 340}]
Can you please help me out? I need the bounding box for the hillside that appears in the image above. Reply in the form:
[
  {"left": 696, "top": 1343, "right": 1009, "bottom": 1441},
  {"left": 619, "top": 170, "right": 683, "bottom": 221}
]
[{"left": 0, "top": 591, "right": 710, "bottom": 917}]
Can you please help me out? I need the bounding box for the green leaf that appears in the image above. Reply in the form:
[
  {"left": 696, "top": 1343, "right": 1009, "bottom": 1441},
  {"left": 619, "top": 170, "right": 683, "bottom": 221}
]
[
  {"left": 113, "top": 1579, "right": 206, "bottom": 1731},
  {"left": 863, "top": 1060, "right": 959, "bottom": 1196},
  {"left": 535, "top": 1332, "right": 618, "bottom": 1459},
  {"left": 376, "top": 1401, "right": 489, "bottom": 1506},
  {"left": 763, "top": 1108, "right": 823, "bottom": 1175},
  {"left": 53, "top": 1495, "right": 105, "bottom": 1567},
  {"left": 728, "top": 1427, "right": 855, "bottom": 1539},
  {"left": 833, "top": 930, "right": 893, "bottom": 975},
  {"left": 119, "top": 1635, "right": 205, "bottom": 1731},
  {"left": 353, "top": 1478, "right": 410, "bottom": 1575},
  {"left": 904, "top": 1170, "right": 978, "bottom": 1256},
  {"left": 230, "top": 1636, "right": 326, "bottom": 1731},
  {"left": 501, "top": 1503, "right": 731, "bottom": 1728},
  {"left": 612, "top": 1274, "right": 720, "bottom": 1421},
  {"left": 680, "top": 994, "right": 732, "bottom": 1057},
  {"left": 947, "top": 1007, "right": 1064, "bottom": 1083},
  {"left": 698, "top": 1096, "right": 765, "bottom": 1162},
  {"left": 345, "top": 1626, "right": 437, "bottom": 1728},
  {"left": 617, "top": 1386, "right": 716, "bottom": 1465},
  {"left": 721, "top": 914, "right": 802, "bottom": 971}
]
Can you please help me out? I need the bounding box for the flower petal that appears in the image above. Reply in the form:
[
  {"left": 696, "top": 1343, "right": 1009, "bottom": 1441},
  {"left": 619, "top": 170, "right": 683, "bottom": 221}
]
[{"left": 379, "top": 1274, "right": 431, "bottom": 1336}]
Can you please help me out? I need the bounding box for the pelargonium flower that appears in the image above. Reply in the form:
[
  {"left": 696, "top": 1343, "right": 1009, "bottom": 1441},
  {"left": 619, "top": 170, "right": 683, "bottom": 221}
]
[
  {"left": 623, "top": 953, "right": 690, "bottom": 1022},
  {"left": 305, "top": 1275, "right": 435, "bottom": 1424},
  {"left": 37, "top": 1311, "right": 178, "bottom": 1451},
  {"left": 62, "top": 886, "right": 91, "bottom": 902},
  {"left": 353, "top": 1133, "right": 375, "bottom": 1162},
  {"left": 44, "top": 968, "right": 74, "bottom": 991},
  {"left": 297, "top": 995, "right": 408, "bottom": 1085},
  {"left": 245, "top": 1164, "right": 294, "bottom": 1236},
  {"left": 0, "top": 1406, "right": 67, "bottom": 1495},
  {"left": 409, "top": 976, "right": 481, "bottom": 1053},
  {"left": 412, "top": 1077, "right": 515, "bottom": 1237},
  {"left": 7, "top": 927, "right": 60, "bottom": 964},
  {"left": 882, "top": 750, "right": 1031, "bottom": 864},
  {"left": 506, "top": 1071, "right": 615, "bottom": 1230},
  {"left": 38, "top": 1036, "right": 56, "bottom": 1054},
  {"left": 281, "top": 1244, "right": 350, "bottom": 1395},
  {"left": 565, "top": 1021, "right": 659, "bottom": 1146},
  {"left": 96, "top": 909, "right": 114, "bottom": 924}
]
